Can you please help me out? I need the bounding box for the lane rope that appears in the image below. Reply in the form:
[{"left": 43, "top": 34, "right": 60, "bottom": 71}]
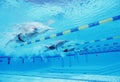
[
  {"left": 1, "top": 42, "right": 120, "bottom": 58},
  {"left": 17, "top": 15, "right": 120, "bottom": 47}
]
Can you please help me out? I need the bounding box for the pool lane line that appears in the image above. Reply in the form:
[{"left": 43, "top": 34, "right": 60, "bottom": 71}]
[
  {"left": 63, "top": 36, "right": 120, "bottom": 47},
  {"left": 16, "top": 15, "right": 120, "bottom": 47}
]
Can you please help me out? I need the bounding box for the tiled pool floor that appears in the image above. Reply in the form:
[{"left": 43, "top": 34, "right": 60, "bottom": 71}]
[{"left": 0, "top": 72, "right": 120, "bottom": 82}]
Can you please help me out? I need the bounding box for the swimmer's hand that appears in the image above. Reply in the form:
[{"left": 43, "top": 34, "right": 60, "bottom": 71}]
[
  {"left": 48, "top": 28, "right": 54, "bottom": 30},
  {"left": 47, "top": 19, "right": 55, "bottom": 25}
]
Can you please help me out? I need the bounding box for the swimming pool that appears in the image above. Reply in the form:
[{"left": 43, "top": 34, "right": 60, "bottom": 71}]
[{"left": 0, "top": 0, "right": 120, "bottom": 82}]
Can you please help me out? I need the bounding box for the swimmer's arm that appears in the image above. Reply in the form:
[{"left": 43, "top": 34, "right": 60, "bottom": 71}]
[
  {"left": 5, "top": 39, "right": 14, "bottom": 47},
  {"left": 37, "top": 28, "right": 54, "bottom": 35}
]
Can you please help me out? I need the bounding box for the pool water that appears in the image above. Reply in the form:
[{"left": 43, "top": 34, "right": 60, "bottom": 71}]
[{"left": 0, "top": 0, "right": 120, "bottom": 82}]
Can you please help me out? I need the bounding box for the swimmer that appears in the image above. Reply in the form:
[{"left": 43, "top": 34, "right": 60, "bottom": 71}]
[
  {"left": 63, "top": 48, "right": 75, "bottom": 52},
  {"left": 45, "top": 40, "right": 68, "bottom": 51},
  {"left": 5, "top": 22, "right": 54, "bottom": 46}
]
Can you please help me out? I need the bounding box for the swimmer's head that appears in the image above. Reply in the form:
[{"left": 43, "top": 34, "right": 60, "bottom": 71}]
[
  {"left": 33, "top": 27, "right": 38, "bottom": 32},
  {"left": 65, "top": 40, "right": 68, "bottom": 42}
]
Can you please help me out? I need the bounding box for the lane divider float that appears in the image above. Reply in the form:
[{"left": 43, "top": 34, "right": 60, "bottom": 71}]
[{"left": 17, "top": 15, "right": 120, "bottom": 47}]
